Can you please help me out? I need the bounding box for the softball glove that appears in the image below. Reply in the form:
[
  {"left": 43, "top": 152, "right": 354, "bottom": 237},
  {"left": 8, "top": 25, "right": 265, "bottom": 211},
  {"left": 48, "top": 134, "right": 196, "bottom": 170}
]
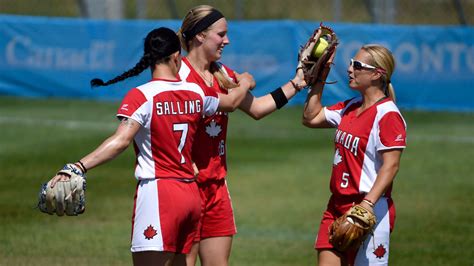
[
  {"left": 38, "top": 163, "right": 86, "bottom": 216},
  {"left": 297, "top": 23, "right": 338, "bottom": 86},
  {"left": 329, "top": 204, "right": 376, "bottom": 252}
]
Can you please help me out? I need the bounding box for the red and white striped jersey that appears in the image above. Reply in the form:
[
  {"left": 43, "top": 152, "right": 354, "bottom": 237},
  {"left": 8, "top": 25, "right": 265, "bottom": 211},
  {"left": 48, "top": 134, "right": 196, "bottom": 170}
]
[
  {"left": 179, "top": 57, "right": 236, "bottom": 182},
  {"left": 116, "top": 78, "right": 219, "bottom": 180},
  {"left": 324, "top": 97, "right": 407, "bottom": 197}
]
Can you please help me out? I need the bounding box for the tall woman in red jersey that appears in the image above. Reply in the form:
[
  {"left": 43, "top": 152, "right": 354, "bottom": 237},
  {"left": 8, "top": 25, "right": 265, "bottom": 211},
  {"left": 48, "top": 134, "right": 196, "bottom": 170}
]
[
  {"left": 46, "top": 27, "right": 253, "bottom": 266},
  {"left": 177, "top": 5, "right": 307, "bottom": 266},
  {"left": 302, "top": 44, "right": 407, "bottom": 265}
]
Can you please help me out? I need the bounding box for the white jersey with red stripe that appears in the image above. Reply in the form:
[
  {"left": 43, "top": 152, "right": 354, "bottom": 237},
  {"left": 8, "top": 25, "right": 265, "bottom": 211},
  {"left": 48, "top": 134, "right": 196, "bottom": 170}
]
[
  {"left": 324, "top": 96, "right": 407, "bottom": 197},
  {"left": 179, "top": 57, "right": 237, "bottom": 182},
  {"left": 116, "top": 78, "right": 219, "bottom": 180}
]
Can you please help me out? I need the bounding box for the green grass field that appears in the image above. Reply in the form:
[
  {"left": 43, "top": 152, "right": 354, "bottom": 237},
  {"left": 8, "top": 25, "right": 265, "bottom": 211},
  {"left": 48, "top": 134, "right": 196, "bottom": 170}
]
[{"left": 0, "top": 96, "right": 473, "bottom": 266}]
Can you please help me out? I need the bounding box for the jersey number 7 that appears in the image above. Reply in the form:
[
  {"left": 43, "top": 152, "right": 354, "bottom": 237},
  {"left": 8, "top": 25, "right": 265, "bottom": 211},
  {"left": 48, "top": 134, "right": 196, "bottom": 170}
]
[{"left": 173, "top": 123, "right": 188, "bottom": 164}]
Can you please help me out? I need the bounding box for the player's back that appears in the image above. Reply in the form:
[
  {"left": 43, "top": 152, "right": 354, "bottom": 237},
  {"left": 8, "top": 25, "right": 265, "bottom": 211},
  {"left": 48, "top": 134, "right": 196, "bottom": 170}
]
[{"left": 117, "top": 78, "right": 218, "bottom": 180}]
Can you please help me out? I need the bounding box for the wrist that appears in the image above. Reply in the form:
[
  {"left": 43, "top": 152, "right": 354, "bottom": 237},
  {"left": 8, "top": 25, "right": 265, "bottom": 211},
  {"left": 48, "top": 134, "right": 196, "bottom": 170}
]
[
  {"left": 362, "top": 198, "right": 375, "bottom": 208},
  {"left": 75, "top": 160, "right": 88, "bottom": 173},
  {"left": 289, "top": 79, "right": 305, "bottom": 92}
]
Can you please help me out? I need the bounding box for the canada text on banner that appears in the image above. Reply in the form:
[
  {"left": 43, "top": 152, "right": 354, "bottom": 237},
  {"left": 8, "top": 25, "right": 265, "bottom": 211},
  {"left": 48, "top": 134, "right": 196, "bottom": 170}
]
[{"left": 0, "top": 15, "right": 472, "bottom": 111}]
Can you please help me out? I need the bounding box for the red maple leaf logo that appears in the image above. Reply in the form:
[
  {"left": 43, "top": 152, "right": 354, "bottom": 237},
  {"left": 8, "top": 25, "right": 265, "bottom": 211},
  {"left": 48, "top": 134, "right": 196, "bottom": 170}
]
[
  {"left": 143, "top": 225, "right": 157, "bottom": 240},
  {"left": 373, "top": 244, "right": 386, "bottom": 259}
]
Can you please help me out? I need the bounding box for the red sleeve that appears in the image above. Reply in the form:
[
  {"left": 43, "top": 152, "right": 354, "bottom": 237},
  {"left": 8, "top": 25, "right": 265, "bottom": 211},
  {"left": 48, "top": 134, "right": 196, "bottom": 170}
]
[
  {"left": 326, "top": 100, "right": 349, "bottom": 111},
  {"left": 378, "top": 112, "right": 407, "bottom": 149},
  {"left": 117, "top": 88, "right": 147, "bottom": 118},
  {"left": 324, "top": 99, "right": 356, "bottom": 127}
]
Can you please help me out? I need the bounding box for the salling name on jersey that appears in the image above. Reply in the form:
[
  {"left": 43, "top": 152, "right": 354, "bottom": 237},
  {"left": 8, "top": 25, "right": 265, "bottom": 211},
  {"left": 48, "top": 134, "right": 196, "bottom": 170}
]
[
  {"left": 334, "top": 129, "right": 360, "bottom": 156},
  {"left": 155, "top": 100, "right": 201, "bottom": 115}
]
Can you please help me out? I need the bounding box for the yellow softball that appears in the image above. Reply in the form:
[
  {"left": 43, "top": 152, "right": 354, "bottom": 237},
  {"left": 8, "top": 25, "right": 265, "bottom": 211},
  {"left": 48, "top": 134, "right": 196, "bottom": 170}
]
[{"left": 311, "top": 37, "right": 329, "bottom": 58}]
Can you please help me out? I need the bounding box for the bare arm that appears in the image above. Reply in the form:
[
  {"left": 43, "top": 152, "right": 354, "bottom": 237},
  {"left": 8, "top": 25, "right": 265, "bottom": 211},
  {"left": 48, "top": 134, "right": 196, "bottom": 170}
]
[
  {"left": 301, "top": 56, "right": 335, "bottom": 128},
  {"left": 360, "top": 149, "right": 403, "bottom": 210},
  {"left": 238, "top": 77, "right": 303, "bottom": 120},
  {"left": 301, "top": 82, "right": 332, "bottom": 128},
  {"left": 80, "top": 118, "right": 140, "bottom": 170},
  {"left": 50, "top": 118, "right": 140, "bottom": 186},
  {"left": 217, "top": 72, "right": 255, "bottom": 112}
]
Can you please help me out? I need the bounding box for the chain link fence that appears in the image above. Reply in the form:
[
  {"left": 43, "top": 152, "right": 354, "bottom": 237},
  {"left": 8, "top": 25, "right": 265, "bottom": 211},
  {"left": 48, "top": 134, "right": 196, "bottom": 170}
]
[{"left": 0, "top": 0, "right": 472, "bottom": 25}]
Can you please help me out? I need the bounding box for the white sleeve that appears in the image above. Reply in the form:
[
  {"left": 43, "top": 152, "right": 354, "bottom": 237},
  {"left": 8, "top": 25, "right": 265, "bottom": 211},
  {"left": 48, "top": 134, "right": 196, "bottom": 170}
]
[
  {"left": 119, "top": 100, "right": 151, "bottom": 128},
  {"left": 116, "top": 90, "right": 151, "bottom": 127},
  {"left": 324, "top": 107, "right": 342, "bottom": 127},
  {"left": 202, "top": 95, "right": 219, "bottom": 117}
]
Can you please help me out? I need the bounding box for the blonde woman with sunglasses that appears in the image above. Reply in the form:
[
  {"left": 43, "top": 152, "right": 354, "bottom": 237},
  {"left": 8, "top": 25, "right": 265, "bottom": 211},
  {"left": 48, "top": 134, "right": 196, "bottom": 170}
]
[{"left": 302, "top": 44, "right": 406, "bottom": 266}]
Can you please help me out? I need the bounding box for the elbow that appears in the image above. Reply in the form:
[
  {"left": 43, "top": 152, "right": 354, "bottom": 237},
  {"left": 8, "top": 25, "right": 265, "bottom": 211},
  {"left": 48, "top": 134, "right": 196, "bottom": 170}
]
[
  {"left": 117, "top": 143, "right": 130, "bottom": 153},
  {"left": 119, "top": 138, "right": 133, "bottom": 151},
  {"left": 113, "top": 137, "right": 132, "bottom": 153},
  {"left": 302, "top": 119, "right": 311, "bottom": 128},
  {"left": 227, "top": 98, "right": 244, "bottom": 112},
  {"left": 249, "top": 112, "right": 265, "bottom": 120},
  {"left": 244, "top": 108, "right": 267, "bottom": 120},
  {"left": 222, "top": 104, "right": 239, "bottom": 113},
  {"left": 229, "top": 103, "right": 240, "bottom": 112},
  {"left": 302, "top": 114, "right": 314, "bottom": 128},
  {"left": 302, "top": 108, "right": 325, "bottom": 128},
  {"left": 302, "top": 120, "right": 316, "bottom": 128},
  {"left": 111, "top": 142, "right": 129, "bottom": 156},
  {"left": 388, "top": 159, "right": 401, "bottom": 172},
  {"left": 384, "top": 162, "right": 401, "bottom": 178},
  {"left": 391, "top": 164, "right": 400, "bottom": 176},
  {"left": 235, "top": 109, "right": 262, "bottom": 120}
]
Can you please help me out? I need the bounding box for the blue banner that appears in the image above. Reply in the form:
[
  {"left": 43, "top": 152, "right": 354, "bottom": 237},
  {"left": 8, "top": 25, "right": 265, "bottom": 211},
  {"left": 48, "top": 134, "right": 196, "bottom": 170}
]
[{"left": 0, "top": 15, "right": 473, "bottom": 111}]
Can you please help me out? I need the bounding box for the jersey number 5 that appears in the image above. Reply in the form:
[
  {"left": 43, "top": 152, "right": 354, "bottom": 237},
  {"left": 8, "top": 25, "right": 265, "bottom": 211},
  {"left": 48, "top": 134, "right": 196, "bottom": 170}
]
[
  {"left": 173, "top": 123, "right": 189, "bottom": 164},
  {"left": 341, "top": 172, "right": 349, "bottom": 188}
]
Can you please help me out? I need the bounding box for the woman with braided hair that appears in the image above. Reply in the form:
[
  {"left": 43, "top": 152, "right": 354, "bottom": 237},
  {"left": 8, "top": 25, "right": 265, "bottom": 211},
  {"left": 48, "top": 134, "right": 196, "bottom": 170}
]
[
  {"left": 178, "top": 5, "right": 307, "bottom": 266},
  {"left": 47, "top": 27, "right": 254, "bottom": 266},
  {"left": 302, "top": 44, "right": 406, "bottom": 265}
]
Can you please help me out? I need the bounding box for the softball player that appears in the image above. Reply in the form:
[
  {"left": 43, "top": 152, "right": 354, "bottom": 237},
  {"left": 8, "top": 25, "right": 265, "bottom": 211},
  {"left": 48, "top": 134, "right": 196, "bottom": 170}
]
[
  {"left": 302, "top": 44, "right": 406, "bottom": 265},
  {"left": 48, "top": 27, "right": 254, "bottom": 266},
  {"left": 177, "top": 5, "right": 307, "bottom": 266}
]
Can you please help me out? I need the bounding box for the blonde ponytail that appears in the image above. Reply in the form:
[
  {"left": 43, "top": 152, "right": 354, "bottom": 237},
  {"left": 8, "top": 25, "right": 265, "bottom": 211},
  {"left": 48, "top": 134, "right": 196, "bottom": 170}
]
[
  {"left": 387, "top": 83, "right": 396, "bottom": 103},
  {"left": 210, "top": 62, "right": 238, "bottom": 89},
  {"left": 362, "top": 44, "right": 396, "bottom": 102}
]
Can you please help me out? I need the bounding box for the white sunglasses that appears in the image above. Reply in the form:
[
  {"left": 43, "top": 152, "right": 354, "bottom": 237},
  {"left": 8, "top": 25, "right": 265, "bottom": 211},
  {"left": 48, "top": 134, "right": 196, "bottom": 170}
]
[{"left": 350, "top": 59, "right": 387, "bottom": 74}]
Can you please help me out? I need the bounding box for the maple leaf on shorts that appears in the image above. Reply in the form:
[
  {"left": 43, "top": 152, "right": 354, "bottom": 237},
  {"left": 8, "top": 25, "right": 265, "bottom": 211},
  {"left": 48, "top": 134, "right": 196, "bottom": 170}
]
[
  {"left": 373, "top": 244, "right": 387, "bottom": 259},
  {"left": 143, "top": 225, "right": 157, "bottom": 240}
]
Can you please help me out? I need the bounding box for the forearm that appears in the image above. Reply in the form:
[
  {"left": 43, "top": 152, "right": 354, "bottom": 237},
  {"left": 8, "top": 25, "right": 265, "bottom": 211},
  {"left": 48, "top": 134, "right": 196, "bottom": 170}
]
[
  {"left": 364, "top": 163, "right": 400, "bottom": 204},
  {"left": 218, "top": 86, "right": 250, "bottom": 112},
  {"left": 302, "top": 85, "right": 325, "bottom": 127},
  {"left": 240, "top": 80, "right": 302, "bottom": 120},
  {"left": 78, "top": 119, "right": 139, "bottom": 171},
  {"left": 79, "top": 134, "right": 131, "bottom": 171}
]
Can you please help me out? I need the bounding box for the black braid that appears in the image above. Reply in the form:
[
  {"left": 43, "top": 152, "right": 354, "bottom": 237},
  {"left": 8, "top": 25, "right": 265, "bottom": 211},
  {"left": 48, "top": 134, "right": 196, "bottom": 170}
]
[
  {"left": 90, "top": 27, "right": 180, "bottom": 88},
  {"left": 91, "top": 54, "right": 151, "bottom": 87}
]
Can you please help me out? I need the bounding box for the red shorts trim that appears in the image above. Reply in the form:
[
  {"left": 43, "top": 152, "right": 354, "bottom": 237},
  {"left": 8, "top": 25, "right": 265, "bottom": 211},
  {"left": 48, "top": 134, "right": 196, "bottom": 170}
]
[{"left": 195, "top": 178, "right": 236, "bottom": 240}]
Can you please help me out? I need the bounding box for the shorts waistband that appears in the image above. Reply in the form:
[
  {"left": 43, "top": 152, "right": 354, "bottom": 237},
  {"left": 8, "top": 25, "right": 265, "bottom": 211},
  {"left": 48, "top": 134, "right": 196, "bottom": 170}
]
[
  {"left": 329, "top": 194, "right": 391, "bottom": 205},
  {"left": 329, "top": 194, "right": 365, "bottom": 205},
  {"left": 196, "top": 177, "right": 226, "bottom": 185},
  {"left": 139, "top": 177, "right": 196, "bottom": 183}
]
